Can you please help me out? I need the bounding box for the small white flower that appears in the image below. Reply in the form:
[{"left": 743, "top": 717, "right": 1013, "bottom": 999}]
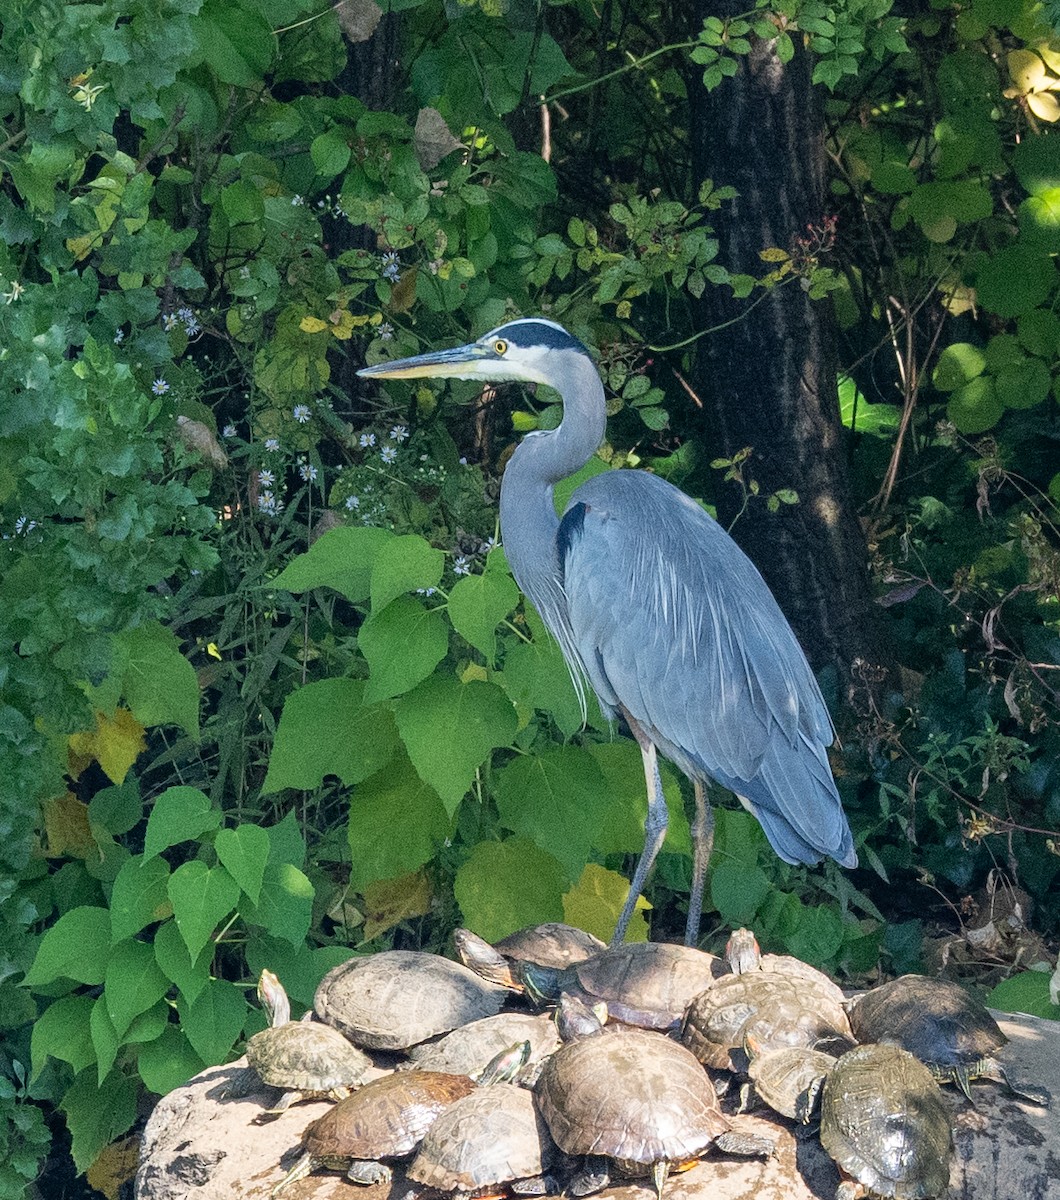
[
  {"left": 344, "top": 495, "right": 361, "bottom": 510},
  {"left": 3, "top": 280, "right": 25, "bottom": 303},
  {"left": 257, "top": 469, "right": 275, "bottom": 486},
  {"left": 222, "top": 424, "right": 236, "bottom": 439},
  {"left": 293, "top": 404, "right": 311, "bottom": 423},
  {"left": 378, "top": 322, "right": 394, "bottom": 341},
  {"left": 359, "top": 432, "right": 376, "bottom": 448},
  {"left": 162, "top": 313, "right": 178, "bottom": 331},
  {"left": 298, "top": 461, "right": 318, "bottom": 482},
  {"left": 453, "top": 555, "right": 472, "bottom": 576},
  {"left": 291, "top": 194, "right": 303, "bottom": 206},
  {"left": 380, "top": 445, "right": 397, "bottom": 464},
  {"left": 151, "top": 378, "right": 170, "bottom": 395},
  {"left": 14, "top": 516, "right": 37, "bottom": 535},
  {"left": 389, "top": 424, "right": 408, "bottom": 442},
  {"left": 264, "top": 438, "right": 280, "bottom": 452},
  {"left": 113, "top": 329, "right": 125, "bottom": 344}
]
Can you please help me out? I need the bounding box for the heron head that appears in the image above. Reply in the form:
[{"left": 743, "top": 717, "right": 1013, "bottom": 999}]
[{"left": 356, "top": 317, "right": 591, "bottom": 388}]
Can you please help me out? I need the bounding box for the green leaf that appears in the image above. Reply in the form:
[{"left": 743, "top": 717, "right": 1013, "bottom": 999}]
[
  {"left": 197, "top": 0, "right": 276, "bottom": 87},
  {"left": 272, "top": 526, "right": 394, "bottom": 603},
  {"left": 109, "top": 855, "right": 171, "bottom": 942},
  {"left": 214, "top": 825, "right": 270, "bottom": 905},
  {"left": 586, "top": 740, "right": 690, "bottom": 855},
  {"left": 347, "top": 749, "right": 452, "bottom": 892},
  {"left": 167, "top": 862, "right": 240, "bottom": 959},
  {"left": 359, "top": 597, "right": 449, "bottom": 702},
  {"left": 154, "top": 920, "right": 211, "bottom": 1006},
  {"left": 932, "top": 342, "right": 985, "bottom": 392},
  {"left": 31, "top": 996, "right": 96, "bottom": 1081},
  {"left": 143, "top": 786, "right": 221, "bottom": 861},
  {"left": 177, "top": 978, "right": 249, "bottom": 1064},
  {"left": 976, "top": 243, "right": 1057, "bottom": 318},
  {"left": 266, "top": 810, "right": 307, "bottom": 869},
  {"left": 104, "top": 940, "right": 172, "bottom": 1040},
  {"left": 88, "top": 778, "right": 143, "bottom": 837},
  {"left": 240, "top": 861, "right": 314, "bottom": 945},
  {"left": 220, "top": 178, "right": 265, "bottom": 225},
  {"left": 90, "top": 997, "right": 120, "bottom": 1083},
  {"left": 114, "top": 622, "right": 200, "bottom": 739},
  {"left": 454, "top": 838, "right": 566, "bottom": 941},
  {"left": 947, "top": 376, "right": 1003, "bottom": 434},
  {"left": 396, "top": 676, "right": 518, "bottom": 814},
  {"left": 500, "top": 622, "right": 585, "bottom": 737},
  {"left": 60, "top": 1069, "right": 138, "bottom": 1174},
  {"left": 994, "top": 356, "right": 1051, "bottom": 410},
  {"left": 137, "top": 1026, "right": 207, "bottom": 1095},
  {"left": 370, "top": 534, "right": 445, "bottom": 612},
  {"left": 447, "top": 569, "right": 519, "bottom": 664},
  {"left": 311, "top": 131, "right": 352, "bottom": 180},
  {"left": 1013, "top": 131, "right": 1060, "bottom": 197},
  {"left": 781, "top": 902, "right": 845, "bottom": 967},
  {"left": 23, "top": 907, "right": 111, "bottom": 988},
  {"left": 710, "top": 861, "right": 771, "bottom": 926},
  {"left": 987, "top": 970, "right": 1060, "bottom": 1020},
  {"left": 493, "top": 747, "right": 620, "bottom": 881}
]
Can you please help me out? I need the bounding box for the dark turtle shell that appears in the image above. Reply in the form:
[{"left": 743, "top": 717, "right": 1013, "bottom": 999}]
[
  {"left": 847, "top": 974, "right": 1005, "bottom": 1070},
  {"left": 314, "top": 951, "right": 507, "bottom": 1050},
  {"left": 746, "top": 1045, "right": 836, "bottom": 1122},
  {"left": 408, "top": 1082, "right": 554, "bottom": 1195},
  {"left": 493, "top": 923, "right": 606, "bottom": 969},
  {"left": 820, "top": 1043, "right": 953, "bottom": 1199}
]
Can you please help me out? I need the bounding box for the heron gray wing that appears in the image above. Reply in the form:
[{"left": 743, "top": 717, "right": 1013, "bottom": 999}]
[{"left": 559, "top": 470, "right": 853, "bottom": 867}]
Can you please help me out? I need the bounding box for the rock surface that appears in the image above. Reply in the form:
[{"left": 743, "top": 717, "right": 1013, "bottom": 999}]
[{"left": 135, "top": 1013, "right": 1060, "bottom": 1200}]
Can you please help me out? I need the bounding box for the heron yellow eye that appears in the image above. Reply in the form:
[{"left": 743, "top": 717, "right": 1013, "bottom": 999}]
[{"left": 493, "top": 339, "right": 508, "bottom": 355}]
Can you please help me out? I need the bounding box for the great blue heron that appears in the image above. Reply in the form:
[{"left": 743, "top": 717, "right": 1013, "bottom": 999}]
[{"left": 358, "top": 317, "right": 856, "bottom": 946}]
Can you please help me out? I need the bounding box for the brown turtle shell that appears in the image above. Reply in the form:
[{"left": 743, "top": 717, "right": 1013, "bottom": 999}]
[
  {"left": 494, "top": 923, "right": 606, "bottom": 969},
  {"left": 408, "top": 1012, "right": 560, "bottom": 1080},
  {"left": 535, "top": 1027, "right": 729, "bottom": 1166},
  {"left": 408, "top": 1082, "right": 554, "bottom": 1194},
  {"left": 300, "top": 1070, "right": 476, "bottom": 1161},
  {"left": 747, "top": 1046, "right": 836, "bottom": 1122},
  {"left": 682, "top": 971, "right": 851, "bottom": 1069},
  {"left": 245, "top": 1020, "right": 371, "bottom": 1093},
  {"left": 563, "top": 942, "right": 727, "bottom": 1030},
  {"left": 820, "top": 1043, "right": 953, "bottom": 1199},
  {"left": 314, "top": 951, "right": 507, "bottom": 1050}
]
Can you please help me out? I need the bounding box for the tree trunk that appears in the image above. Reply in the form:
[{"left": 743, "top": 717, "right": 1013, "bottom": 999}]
[{"left": 687, "top": 7, "right": 890, "bottom": 691}]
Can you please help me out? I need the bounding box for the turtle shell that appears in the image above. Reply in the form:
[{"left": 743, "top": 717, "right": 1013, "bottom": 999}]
[
  {"left": 820, "top": 1043, "right": 953, "bottom": 1199},
  {"left": 300, "top": 1070, "right": 476, "bottom": 1161},
  {"left": 408, "top": 1082, "right": 554, "bottom": 1194},
  {"left": 561, "top": 942, "right": 727, "bottom": 1030},
  {"left": 314, "top": 951, "right": 507, "bottom": 1050},
  {"left": 747, "top": 1046, "right": 836, "bottom": 1122},
  {"left": 408, "top": 1012, "right": 560, "bottom": 1080},
  {"left": 682, "top": 971, "right": 851, "bottom": 1070},
  {"left": 535, "top": 1027, "right": 728, "bottom": 1166},
  {"left": 847, "top": 974, "right": 1006, "bottom": 1071},
  {"left": 245, "top": 1020, "right": 371, "bottom": 1091},
  {"left": 494, "top": 923, "right": 605, "bottom": 970}
]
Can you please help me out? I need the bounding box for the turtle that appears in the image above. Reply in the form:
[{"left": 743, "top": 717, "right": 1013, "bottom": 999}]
[
  {"left": 819, "top": 1042, "right": 953, "bottom": 1199},
  {"left": 460, "top": 936, "right": 726, "bottom": 1031},
  {"left": 271, "top": 1069, "right": 477, "bottom": 1195},
  {"left": 725, "top": 927, "right": 847, "bottom": 1006},
  {"left": 244, "top": 969, "right": 372, "bottom": 1116},
  {"left": 682, "top": 969, "right": 852, "bottom": 1071},
  {"left": 535, "top": 1021, "right": 774, "bottom": 1198},
  {"left": 408, "top": 1012, "right": 560, "bottom": 1084},
  {"left": 846, "top": 973, "right": 1050, "bottom": 1105},
  {"left": 743, "top": 1037, "right": 837, "bottom": 1123},
  {"left": 453, "top": 925, "right": 605, "bottom": 989},
  {"left": 314, "top": 951, "right": 507, "bottom": 1051},
  {"left": 406, "top": 1081, "right": 556, "bottom": 1199}
]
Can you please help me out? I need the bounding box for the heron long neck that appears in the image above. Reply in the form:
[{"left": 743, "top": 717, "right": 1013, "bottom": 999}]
[{"left": 499, "top": 352, "right": 606, "bottom": 616}]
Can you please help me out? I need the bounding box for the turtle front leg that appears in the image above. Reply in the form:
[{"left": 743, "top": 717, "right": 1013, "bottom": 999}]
[
  {"left": 259, "top": 1088, "right": 304, "bottom": 1118},
  {"left": 568, "top": 1156, "right": 611, "bottom": 1196}
]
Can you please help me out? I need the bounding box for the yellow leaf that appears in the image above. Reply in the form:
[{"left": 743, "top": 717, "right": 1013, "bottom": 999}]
[
  {"left": 66, "top": 234, "right": 102, "bottom": 262},
  {"left": 207, "top": 642, "right": 222, "bottom": 661},
  {"left": 87, "top": 1135, "right": 140, "bottom": 1200},
  {"left": 1037, "top": 42, "right": 1060, "bottom": 74},
  {"left": 461, "top": 663, "right": 488, "bottom": 683},
  {"left": 361, "top": 869, "right": 432, "bottom": 942},
  {"left": 1008, "top": 48, "right": 1047, "bottom": 93},
  {"left": 328, "top": 309, "right": 356, "bottom": 340},
  {"left": 388, "top": 267, "right": 418, "bottom": 314},
  {"left": 299, "top": 315, "right": 329, "bottom": 334},
  {"left": 759, "top": 246, "right": 791, "bottom": 262},
  {"left": 563, "top": 863, "right": 650, "bottom": 944},
  {"left": 511, "top": 411, "right": 538, "bottom": 432},
  {"left": 94, "top": 709, "right": 147, "bottom": 784},
  {"left": 43, "top": 792, "right": 96, "bottom": 859},
  {"left": 1028, "top": 91, "right": 1060, "bottom": 122}
]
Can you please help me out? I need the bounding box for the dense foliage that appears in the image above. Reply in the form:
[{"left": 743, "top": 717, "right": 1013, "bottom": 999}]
[{"left": 2, "top": 0, "right": 1059, "bottom": 1191}]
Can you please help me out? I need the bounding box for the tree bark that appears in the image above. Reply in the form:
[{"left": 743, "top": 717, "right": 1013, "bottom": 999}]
[{"left": 687, "top": 7, "right": 890, "bottom": 691}]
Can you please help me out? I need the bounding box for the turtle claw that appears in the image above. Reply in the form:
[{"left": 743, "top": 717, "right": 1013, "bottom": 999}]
[{"left": 568, "top": 1157, "right": 610, "bottom": 1196}]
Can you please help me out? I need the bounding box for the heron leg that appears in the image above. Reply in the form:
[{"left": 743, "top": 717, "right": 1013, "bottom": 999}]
[
  {"left": 684, "top": 779, "right": 714, "bottom": 947},
  {"left": 612, "top": 712, "right": 668, "bottom": 946}
]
